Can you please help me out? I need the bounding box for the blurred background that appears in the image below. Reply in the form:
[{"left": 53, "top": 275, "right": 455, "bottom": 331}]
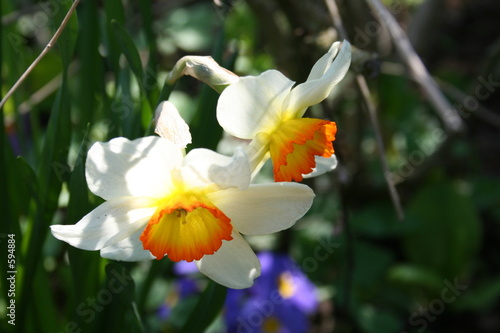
[{"left": 1, "top": 0, "right": 499, "bottom": 332}]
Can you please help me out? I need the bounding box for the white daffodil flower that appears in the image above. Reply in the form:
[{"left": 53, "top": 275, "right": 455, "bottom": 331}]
[
  {"left": 217, "top": 41, "right": 351, "bottom": 182},
  {"left": 50, "top": 136, "right": 314, "bottom": 289}
]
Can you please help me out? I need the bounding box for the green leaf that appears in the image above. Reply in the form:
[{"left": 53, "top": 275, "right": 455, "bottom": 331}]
[
  {"left": 67, "top": 127, "right": 91, "bottom": 222},
  {"left": 37, "top": 81, "right": 72, "bottom": 214},
  {"left": 387, "top": 264, "right": 445, "bottom": 295},
  {"left": 471, "top": 176, "right": 500, "bottom": 211},
  {"left": 180, "top": 281, "right": 227, "bottom": 333},
  {"left": 16, "top": 156, "right": 39, "bottom": 208},
  {"left": 454, "top": 278, "right": 500, "bottom": 311},
  {"left": 138, "top": 260, "right": 171, "bottom": 310},
  {"left": 353, "top": 241, "right": 395, "bottom": 287},
  {"left": 167, "top": 295, "right": 199, "bottom": 329},
  {"left": 0, "top": 154, "right": 32, "bottom": 243},
  {"left": 403, "top": 180, "right": 482, "bottom": 280},
  {"left": 188, "top": 86, "right": 222, "bottom": 151},
  {"left": 157, "top": 82, "right": 175, "bottom": 106},
  {"left": 74, "top": 0, "right": 102, "bottom": 128},
  {"left": 18, "top": 75, "right": 73, "bottom": 333},
  {"left": 32, "top": 265, "right": 59, "bottom": 332},
  {"left": 105, "top": 262, "right": 145, "bottom": 332},
  {"left": 111, "top": 20, "right": 144, "bottom": 91},
  {"left": 111, "top": 19, "right": 154, "bottom": 130},
  {"left": 351, "top": 203, "right": 412, "bottom": 238},
  {"left": 54, "top": 0, "right": 79, "bottom": 71},
  {"left": 139, "top": 0, "right": 160, "bottom": 105},
  {"left": 103, "top": 0, "right": 126, "bottom": 78},
  {"left": 139, "top": 0, "right": 157, "bottom": 63},
  {"left": 357, "top": 305, "right": 403, "bottom": 333}
]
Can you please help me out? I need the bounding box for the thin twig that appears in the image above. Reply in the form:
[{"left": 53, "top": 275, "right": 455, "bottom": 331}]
[
  {"left": 356, "top": 76, "right": 405, "bottom": 220},
  {"left": 0, "top": 0, "right": 81, "bottom": 110},
  {"left": 364, "top": 0, "right": 465, "bottom": 133},
  {"left": 381, "top": 62, "right": 500, "bottom": 129},
  {"left": 325, "top": 0, "right": 405, "bottom": 221},
  {"left": 437, "top": 79, "right": 500, "bottom": 129}
]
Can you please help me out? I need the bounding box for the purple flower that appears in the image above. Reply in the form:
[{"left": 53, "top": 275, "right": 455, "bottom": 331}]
[
  {"left": 225, "top": 252, "right": 318, "bottom": 333},
  {"left": 173, "top": 260, "right": 199, "bottom": 276}
]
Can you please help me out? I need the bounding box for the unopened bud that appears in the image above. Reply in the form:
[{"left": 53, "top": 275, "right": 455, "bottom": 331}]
[{"left": 166, "top": 56, "right": 239, "bottom": 93}]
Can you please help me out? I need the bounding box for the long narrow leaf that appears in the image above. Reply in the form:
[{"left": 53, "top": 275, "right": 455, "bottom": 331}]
[
  {"left": 180, "top": 281, "right": 227, "bottom": 333},
  {"left": 111, "top": 20, "right": 145, "bottom": 92}
]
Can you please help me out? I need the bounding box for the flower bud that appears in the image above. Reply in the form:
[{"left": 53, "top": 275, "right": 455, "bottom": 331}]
[{"left": 166, "top": 56, "right": 239, "bottom": 93}]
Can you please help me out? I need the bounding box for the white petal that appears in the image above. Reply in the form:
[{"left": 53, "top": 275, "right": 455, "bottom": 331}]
[
  {"left": 303, "top": 155, "right": 338, "bottom": 178},
  {"left": 154, "top": 101, "right": 192, "bottom": 148},
  {"left": 50, "top": 197, "right": 157, "bottom": 250},
  {"left": 217, "top": 70, "right": 295, "bottom": 138},
  {"left": 283, "top": 41, "right": 351, "bottom": 118},
  {"left": 180, "top": 147, "right": 251, "bottom": 190},
  {"left": 244, "top": 133, "right": 271, "bottom": 178},
  {"left": 216, "top": 131, "right": 251, "bottom": 156},
  {"left": 306, "top": 42, "right": 341, "bottom": 81},
  {"left": 86, "top": 136, "right": 182, "bottom": 200},
  {"left": 100, "top": 227, "right": 155, "bottom": 261},
  {"left": 208, "top": 182, "right": 315, "bottom": 235},
  {"left": 196, "top": 230, "right": 261, "bottom": 289}
]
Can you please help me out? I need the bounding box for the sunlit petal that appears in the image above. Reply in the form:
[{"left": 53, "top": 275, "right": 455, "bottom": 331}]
[
  {"left": 50, "top": 196, "right": 157, "bottom": 250},
  {"left": 181, "top": 147, "right": 251, "bottom": 190},
  {"left": 86, "top": 136, "right": 182, "bottom": 200},
  {"left": 302, "top": 155, "right": 338, "bottom": 178},
  {"left": 217, "top": 70, "right": 295, "bottom": 138},
  {"left": 208, "top": 183, "right": 314, "bottom": 235},
  {"left": 283, "top": 41, "right": 351, "bottom": 118},
  {"left": 306, "top": 41, "right": 341, "bottom": 81},
  {"left": 154, "top": 101, "right": 192, "bottom": 149},
  {"left": 100, "top": 227, "right": 156, "bottom": 261},
  {"left": 196, "top": 230, "right": 261, "bottom": 289}
]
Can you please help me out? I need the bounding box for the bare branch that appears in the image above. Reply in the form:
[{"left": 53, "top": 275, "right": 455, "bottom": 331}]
[
  {"left": 437, "top": 79, "right": 500, "bottom": 129},
  {"left": 364, "top": 0, "right": 465, "bottom": 133}
]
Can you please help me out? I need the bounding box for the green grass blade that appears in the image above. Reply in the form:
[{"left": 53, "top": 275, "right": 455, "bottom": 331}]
[
  {"left": 74, "top": 0, "right": 102, "bottom": 129},
  {"left": 110, "top": 19, "right": 144, "bottom": 92},
  {"left": 56, "top": 0, "right": 79, "bottom": 72},
  {"left": 180, "top": 281, "right": 227, "bottom": 333},
  {"left": 103, "top": 0, "right": 126, "bottom": 80}
]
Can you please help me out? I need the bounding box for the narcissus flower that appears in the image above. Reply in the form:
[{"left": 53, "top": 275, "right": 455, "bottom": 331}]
[
  {"left": 50, "top": 135, "right": 314, "bottom": 289},
  {"left": 217, "top": 41, "right": 351, "bottom": 182}
]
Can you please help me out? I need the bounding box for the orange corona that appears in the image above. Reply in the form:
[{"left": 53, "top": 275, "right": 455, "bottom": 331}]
[
  {"left": 269, "top": 118, "right": 337, "bottom": 182},
  {"left": 140, "top": 192, "right": 233, "bottom": 262}
]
